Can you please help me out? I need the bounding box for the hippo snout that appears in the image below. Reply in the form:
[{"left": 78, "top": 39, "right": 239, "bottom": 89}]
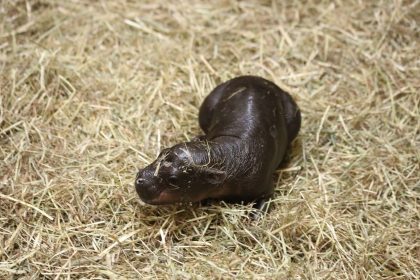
[{"left": 135, "top": 170, "right": 160, "bottom": 202}]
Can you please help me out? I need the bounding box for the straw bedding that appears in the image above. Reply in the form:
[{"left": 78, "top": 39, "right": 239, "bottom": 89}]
[{"left": 0, "top": 0, "right": 419, "bottom": 279}]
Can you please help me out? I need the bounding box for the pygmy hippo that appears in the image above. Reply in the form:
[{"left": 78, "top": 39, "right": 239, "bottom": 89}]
[{"left": 135, "top": 75, "right": 301, "bottom": 209}]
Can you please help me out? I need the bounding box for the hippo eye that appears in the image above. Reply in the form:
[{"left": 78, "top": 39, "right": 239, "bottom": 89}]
[{"left": 167, "top": 176, "right": 178, "bottom": 185}]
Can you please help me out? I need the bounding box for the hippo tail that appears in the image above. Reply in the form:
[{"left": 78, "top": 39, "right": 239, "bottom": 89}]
[{"left": 280, "top": 91, "right": 301, "bottom": 143}]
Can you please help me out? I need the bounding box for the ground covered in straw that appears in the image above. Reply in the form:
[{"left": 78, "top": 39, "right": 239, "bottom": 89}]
[{"left": 1, "top": 0, "right": 419, "bottom": 279}]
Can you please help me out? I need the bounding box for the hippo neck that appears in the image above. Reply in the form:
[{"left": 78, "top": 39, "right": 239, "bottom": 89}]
[{"left": 205, "top": 136, "right": 262, "bottom": 180}]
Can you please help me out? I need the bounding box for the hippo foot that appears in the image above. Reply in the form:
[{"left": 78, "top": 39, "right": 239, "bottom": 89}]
[{"left": 249, "top": 197, "right": 272, "bottom": 220}]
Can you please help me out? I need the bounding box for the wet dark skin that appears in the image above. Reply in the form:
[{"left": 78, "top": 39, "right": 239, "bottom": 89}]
[{"left": 135, "top": 76, "right": 301, "bottom": 212}]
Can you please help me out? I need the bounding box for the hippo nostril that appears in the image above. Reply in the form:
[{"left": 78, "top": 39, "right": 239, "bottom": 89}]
[
  {"left": 135, "top": 177, "right": 160, "bottom": 201},
  {"left": 136, "top": 178, "right": 146, "bottom": 185}
]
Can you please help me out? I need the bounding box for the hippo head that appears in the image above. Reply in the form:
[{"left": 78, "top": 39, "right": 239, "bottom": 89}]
[{"left": 135, "top": 142, "right": 227, "bottom": 205}]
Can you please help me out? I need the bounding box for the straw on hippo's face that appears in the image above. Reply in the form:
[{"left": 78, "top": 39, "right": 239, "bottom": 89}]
[{"left": 135, "top": 143, "right": 227, "bottom": 205}]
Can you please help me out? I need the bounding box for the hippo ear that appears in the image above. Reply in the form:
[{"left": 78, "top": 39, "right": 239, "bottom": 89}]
[
  {"left": 201, "top": 167, "right": 227, "bottom": 185},
  {"left": 158, "top": 148, "right": 171, "bottom": 158}
]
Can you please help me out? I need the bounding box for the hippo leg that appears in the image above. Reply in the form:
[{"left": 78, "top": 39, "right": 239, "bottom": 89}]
[
  {"left": 249, "top": 196, "right": 272, "bottom": 220},
  {"left": 279, "top": 91, "right": 301, "bottom": 143},
  {"left": 200, "top": 198, "right": 213, "bottom": 207},
  {"left": 277, "top": 145, "right": 291, "bottom": 169},
  {"left": 249, "top": 178, "right": 274, "bottom": 220}
]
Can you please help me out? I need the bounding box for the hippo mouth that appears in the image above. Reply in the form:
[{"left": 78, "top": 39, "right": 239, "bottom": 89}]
[
  {"left": 140, "top": 189, "right": 206, "bottom": 205},
  {"left": 138, "top": 189, "right": 186, "bottom": 205},
  {"left": 148, "top": 190, "right": 182, "bottom": 205}
]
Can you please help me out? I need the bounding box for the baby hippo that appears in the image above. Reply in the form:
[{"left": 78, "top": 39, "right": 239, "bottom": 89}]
[{"left": 135, "top": 76, "right": 301, "bottom": 208}]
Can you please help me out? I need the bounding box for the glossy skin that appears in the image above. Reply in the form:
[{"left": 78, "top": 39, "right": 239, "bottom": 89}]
[{"left": 135, "top": 76, "right": 301, "bottom": 205}]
